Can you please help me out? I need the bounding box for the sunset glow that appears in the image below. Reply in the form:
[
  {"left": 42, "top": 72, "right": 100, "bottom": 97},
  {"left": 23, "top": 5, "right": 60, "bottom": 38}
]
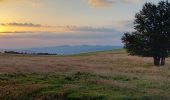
[
  {"left": 0, "top": 26, "right": 6, "bottom": 33},
  {"left": 0, "top": 0, "right": 160, "bottom": 49}
]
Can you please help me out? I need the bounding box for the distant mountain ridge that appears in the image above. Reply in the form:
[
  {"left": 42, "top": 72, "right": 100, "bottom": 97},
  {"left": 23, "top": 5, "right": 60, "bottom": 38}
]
[{"left": 0, "top": 45, "right": 122, "bottom": 55}]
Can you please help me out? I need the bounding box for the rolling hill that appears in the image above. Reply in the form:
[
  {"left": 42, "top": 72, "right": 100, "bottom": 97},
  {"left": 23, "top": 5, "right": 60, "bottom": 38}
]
[{"left": 0, "top": 45, "right": 122, "bottom": 54}]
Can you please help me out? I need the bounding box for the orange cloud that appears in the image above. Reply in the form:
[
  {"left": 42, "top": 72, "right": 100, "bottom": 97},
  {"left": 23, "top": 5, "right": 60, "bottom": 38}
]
[
  {"left": 88, "top": 0, "right": 142, "bottom": 7},
  {"left": 1, "top": 23, "right": 42, "bottom": 27},
  {"left": 88, "top": 0, "right": 112, "bottom": 7}
]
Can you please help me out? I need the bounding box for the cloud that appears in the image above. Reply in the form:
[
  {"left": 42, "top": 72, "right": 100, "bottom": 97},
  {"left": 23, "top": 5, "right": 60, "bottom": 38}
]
[
  {"left": 0, "top": 22, "right": 42, "bottom": 27},
  {"left": 88, "top": 0, "right": 142, "bottom": 7},
  {"left": 111, "top": 20, "right": 134, "bottom": 31},
  {"left": 1, "top": 21, "right": 122, "bottom": 34},
  {"left": 0, "top": 25, "right": 123, "bottom": 48},
  {"left": 0, "top": 25, "right": 120, "bottom": 35},
  {"left": 0, "top": 24, "right": 124, "bottom": 49},
  {"left": 0, "top": 0, "right": 141, "bottom": 8},
  {"left": 0, "top": 25, "right": 123, "bottom": 39},
  {"left": 0, "top": 20, "right": 133, "bottom": 33},
  {"left": 0, "top": 21, "right": 131, "bottom": 34},
  {"left": 0, "top": 31, "right": 122, "bottom": 40},
  {"left": 0, "top": 31, "right": 33, "bottom": 33},
  {"left": 64, "top": 26, "right": 117, "bottom": 33},
  {"left": 88, "top": 0, "right": 113, "bottom": 7}
]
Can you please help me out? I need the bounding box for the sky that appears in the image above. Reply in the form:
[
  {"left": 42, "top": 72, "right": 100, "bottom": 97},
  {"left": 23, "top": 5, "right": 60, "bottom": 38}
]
[{"left": 0, "top": 0, "right": 160, "bottom": 49}]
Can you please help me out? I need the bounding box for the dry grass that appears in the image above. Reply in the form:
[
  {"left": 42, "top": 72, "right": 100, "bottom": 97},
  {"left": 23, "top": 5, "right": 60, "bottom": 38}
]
[
  {"left": 0, "top": 50, "right": 170, "bottom": 78},
  {"left": 0, "top": 50, "right": 170, "bottom": 99}
]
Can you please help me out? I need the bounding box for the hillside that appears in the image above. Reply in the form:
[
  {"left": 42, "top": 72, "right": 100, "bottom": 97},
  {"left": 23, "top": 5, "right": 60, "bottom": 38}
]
[
  {"left": 0, "top": 45, "right": 122, "bottom": 55},
  {"left": 0, "top": 50, "right": 170, "bottom": 100}
]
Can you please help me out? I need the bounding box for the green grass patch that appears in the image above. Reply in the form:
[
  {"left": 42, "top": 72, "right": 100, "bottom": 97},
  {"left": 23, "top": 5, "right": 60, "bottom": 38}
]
[{"left": 0, "top": 72, "right": 169, "bottom": 100}]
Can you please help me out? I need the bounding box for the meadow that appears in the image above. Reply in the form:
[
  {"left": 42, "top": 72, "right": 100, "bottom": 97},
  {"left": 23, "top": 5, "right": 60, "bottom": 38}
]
[{"left": 0, "top": 50, "right": 170, "bottom": 100}]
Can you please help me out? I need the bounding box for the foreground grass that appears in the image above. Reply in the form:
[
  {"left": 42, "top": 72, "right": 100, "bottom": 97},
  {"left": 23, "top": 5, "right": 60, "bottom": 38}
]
[
  {"left": 0, "top": 72, "right": 170, "bottom": 100},
  {"left": 0, "top": 50, "right": 170, "bottom": 100}
]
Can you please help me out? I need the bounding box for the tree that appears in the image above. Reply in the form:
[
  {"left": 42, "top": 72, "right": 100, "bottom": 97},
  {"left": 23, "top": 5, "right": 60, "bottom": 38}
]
[{"left": 122, "top": 1, "right": 170, "bottom": 66}]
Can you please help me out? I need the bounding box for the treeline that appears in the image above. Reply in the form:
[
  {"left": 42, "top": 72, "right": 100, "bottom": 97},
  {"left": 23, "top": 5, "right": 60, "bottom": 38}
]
[{"left": 0, "top": 51, "right": 57, "bottom": 55}]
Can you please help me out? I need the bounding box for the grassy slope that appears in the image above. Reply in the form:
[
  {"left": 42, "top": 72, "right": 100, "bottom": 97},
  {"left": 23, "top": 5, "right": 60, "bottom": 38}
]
[{"left": 0, "top": 49, "right": 170, "bottom": 100}]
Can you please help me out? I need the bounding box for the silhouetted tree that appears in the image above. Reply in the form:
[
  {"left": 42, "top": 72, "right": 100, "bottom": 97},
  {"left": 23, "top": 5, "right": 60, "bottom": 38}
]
[{"left": 122, "top": 1, "right": 170, "bottom": 66}]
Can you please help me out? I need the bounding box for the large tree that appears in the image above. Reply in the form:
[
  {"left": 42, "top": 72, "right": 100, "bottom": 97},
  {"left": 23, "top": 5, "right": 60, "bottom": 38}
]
[{"left": 122, "top": 1, "right": 170, "bottom": 66}]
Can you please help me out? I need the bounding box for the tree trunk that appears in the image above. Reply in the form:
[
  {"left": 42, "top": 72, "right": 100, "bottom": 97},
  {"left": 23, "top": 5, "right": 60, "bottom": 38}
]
[
  {"left": 153, "top": 56, "right": 166, "bottom": 66},
  {"left": 160, "top": 57, "right": 165, "bottom": 66},
  {"left": 154, "top": 56, "right": 160, "bottom": 66}
]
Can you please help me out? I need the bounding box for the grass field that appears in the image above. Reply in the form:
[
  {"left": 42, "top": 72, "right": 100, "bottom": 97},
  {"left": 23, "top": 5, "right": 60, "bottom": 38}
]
[{"left": 0, "top": 49, "right": 170, "bottom": 100}]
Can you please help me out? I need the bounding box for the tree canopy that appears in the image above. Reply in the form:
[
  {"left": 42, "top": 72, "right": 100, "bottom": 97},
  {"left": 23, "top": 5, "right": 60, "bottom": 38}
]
[{"left": 122, "top": 1, "right": 170, "bottom": 66}]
